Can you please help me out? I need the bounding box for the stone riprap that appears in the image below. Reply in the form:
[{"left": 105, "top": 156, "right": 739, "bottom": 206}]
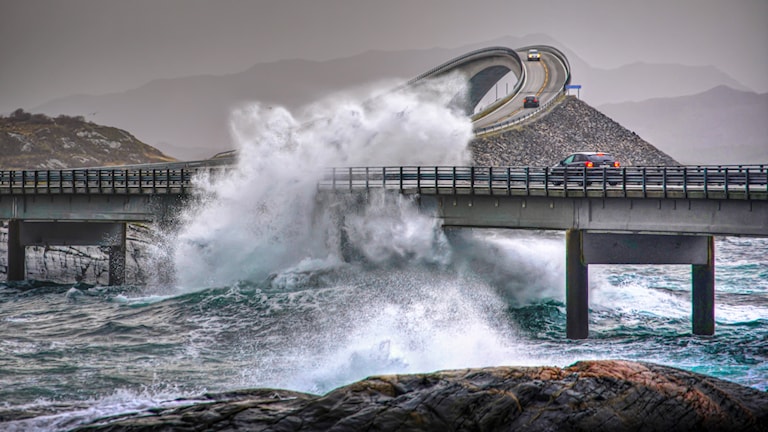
[
  {"left": 72, "top": 360, "right": 768, "bottom": 432},
  {"left": 471, "top": 95, "right": 679, "bottom": 167}
]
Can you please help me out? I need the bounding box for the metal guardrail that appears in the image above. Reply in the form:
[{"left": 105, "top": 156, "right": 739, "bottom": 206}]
[
  {"left": 318, "top": 166, "right": 768, "bottom": 200},
  {"left": 2, "top": 165, "right": 766, "bottom": 201},
  {"left": 406, "top": 46, "right": 523, "bottom": 86},
  {"left": 0, "top": 167, "right": 224, "bottom": 195}
]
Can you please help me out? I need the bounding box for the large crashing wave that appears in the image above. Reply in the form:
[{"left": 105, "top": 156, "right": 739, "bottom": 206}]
[{"left": 165, "top": 75, "right": 474, "bottom": 289}]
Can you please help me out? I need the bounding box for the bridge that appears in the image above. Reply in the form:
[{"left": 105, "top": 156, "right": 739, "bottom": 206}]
[
  {"left": 318, "top": 165, "right": 768, "bottom": 338},
  {"left": 402, "top": 45, "right": 570, "bottom": 134},
  {"left": 2, "top": 45, "right": 766, "bottom": 339},
  {"left": 2, "top": 164, "right": 767, "bottom": 340}
]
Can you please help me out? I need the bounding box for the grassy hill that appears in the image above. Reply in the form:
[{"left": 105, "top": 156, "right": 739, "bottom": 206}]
[{"left": 0, "top": 109, "right": 177, "bottom": 170}]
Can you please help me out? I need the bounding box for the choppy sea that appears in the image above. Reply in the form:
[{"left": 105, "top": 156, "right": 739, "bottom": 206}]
[
  {"left": 1, "top": 232, "right": 766, "bottom": 431},
  {"left": 1, "top": 85, "right": 766, "bottom": 430}
]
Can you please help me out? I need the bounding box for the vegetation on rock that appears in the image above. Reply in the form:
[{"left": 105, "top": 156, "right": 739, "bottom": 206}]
[{"left": 0, "top": 109, "right": 177, "bottom": 170}]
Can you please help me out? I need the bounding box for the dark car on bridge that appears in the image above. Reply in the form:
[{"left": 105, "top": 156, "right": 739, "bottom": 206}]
[
  {"left": 523, "top": 96, "right": 540, "bottom": 108},
  {"left": 550, "top": 152, "right": 621, "bottom": 185}
]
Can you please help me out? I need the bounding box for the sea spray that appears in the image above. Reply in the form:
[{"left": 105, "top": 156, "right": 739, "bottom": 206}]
[{"left": 166, "top": 74, "right": 473, "bottom": 290}]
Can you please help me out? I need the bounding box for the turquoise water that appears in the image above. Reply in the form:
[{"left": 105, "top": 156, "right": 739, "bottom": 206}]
[{"left": 1, "top": 233, "right": 766, "bottom": 431}]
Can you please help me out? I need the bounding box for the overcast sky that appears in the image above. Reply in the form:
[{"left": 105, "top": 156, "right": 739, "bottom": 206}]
[{"left": 1, "top": 0, "right": 766, "bottom": 114}]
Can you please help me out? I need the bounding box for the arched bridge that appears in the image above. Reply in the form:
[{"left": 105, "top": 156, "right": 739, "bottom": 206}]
[{"left": 405, "top": 45, "right": 570, "bottom": 134}]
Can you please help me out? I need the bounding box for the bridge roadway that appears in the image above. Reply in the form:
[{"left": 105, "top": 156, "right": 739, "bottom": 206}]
[{"left": 405, "top": 45, "right": 570, "bottom": 135}]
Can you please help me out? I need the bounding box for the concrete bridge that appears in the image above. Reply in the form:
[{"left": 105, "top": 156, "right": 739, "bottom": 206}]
[
  {"left": 320, "top": 165, "right": 768, "bottom": 338},
  {"left": 1, "top": 164, "right": 767, "bottom": 339},
  {"left": 0, "top": 167, "right": 196, "bottom": 285}
]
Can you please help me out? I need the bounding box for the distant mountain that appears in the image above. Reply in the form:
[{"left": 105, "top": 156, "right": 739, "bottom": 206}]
[
  {"left": 31, "top": 35, "right": 755, "bottom": 161},
  {"left": 460, "top": 36, "right": 752, "bottom": 106},
  {"left": 571, "top": 62, "right": 751, "bottom": 106},
  {"left": 0, "top": 109, "right": 177, "bottom": 170},
  {"left": 598, "top": 86, "right": 768, "bottom": 165}
]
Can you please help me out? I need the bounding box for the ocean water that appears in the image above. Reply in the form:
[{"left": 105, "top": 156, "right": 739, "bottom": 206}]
[{"left": 1, "top": 80, "right": 766, "bottom": 431}]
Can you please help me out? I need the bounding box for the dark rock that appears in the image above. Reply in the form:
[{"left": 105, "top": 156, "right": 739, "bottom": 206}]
[{"left": 72, "top": 360, "right": 768, "bottom": 432}]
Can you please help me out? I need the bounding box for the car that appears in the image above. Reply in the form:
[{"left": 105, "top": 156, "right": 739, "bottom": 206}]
[
  {"left": 523, "top": 95, "right": 540, "bottom": 108},
  {"left": 527, "top": 49, "right": 541, "bottom": 61},
  {"left": 550, "top": 152, "right": 621, "bottom": 185}
]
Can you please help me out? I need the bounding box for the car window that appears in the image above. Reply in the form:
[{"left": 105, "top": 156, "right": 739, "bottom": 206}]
[
  {"left": 562, "top": 155, "right": 574, "bottom": 164},
  {"left": 590, "top": 155, "right": 615, "bottom": 163}
]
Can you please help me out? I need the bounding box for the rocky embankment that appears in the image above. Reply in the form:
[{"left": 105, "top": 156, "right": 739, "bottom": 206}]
[
  {"left": 72, "top": 360, "right": 768, "bottom": 432},
  {"left": 0, "top": 222, "right": 161, "bottom": 285},
  {"left": 471, "top": 95, "right": 679, "bottom": 166}
]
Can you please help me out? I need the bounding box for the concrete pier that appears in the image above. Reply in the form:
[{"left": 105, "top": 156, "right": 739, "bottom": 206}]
[
  {"left": 564, "top": 230, "right": 716, "bottom": 339},
  {"left": 7, "top": 220, "right": 24, "bottom": 281},
  {"left": 565, "top": 229, "right": 589, "bottom": 339},
  {"left": 5, "top": 220, "right": 127, "bottom": 284},
  {"left": 692, "top": 236, "right": 715, "bottom": 335}
]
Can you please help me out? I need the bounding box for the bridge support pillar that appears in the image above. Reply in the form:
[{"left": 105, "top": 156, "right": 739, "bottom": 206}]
[
  {"left": 565, "top": 229, "right": 589, "bottom": 339},
  {"left": 692, "top": 236, "right": 715, "bottom": 335},
  {"left": 7, "top": 220, "right": 25, "bottom": 281}
]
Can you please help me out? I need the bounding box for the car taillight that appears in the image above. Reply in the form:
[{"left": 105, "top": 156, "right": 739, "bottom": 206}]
[
  {"left": 613, "top": 161, "right": 620, "bottom": 167},
  {"left": 585, "top": 161, "right": 594, "bottom": 168}
]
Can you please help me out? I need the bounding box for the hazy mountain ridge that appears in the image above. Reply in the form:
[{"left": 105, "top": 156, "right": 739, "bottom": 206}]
[
  {"left": 0, "top": 110, "right": 177, "bottom": 170},
  {"left": 29, "top": 35, "right": 756, "bottom": 162},
  {"left": 598, "top": 86, "right": 768, "bottom": 165}
]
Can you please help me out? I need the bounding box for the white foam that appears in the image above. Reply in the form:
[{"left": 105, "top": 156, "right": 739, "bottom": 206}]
[
  {"left": 163, "top": 75, "right": 473, "bottom": 291},
  {"left": 1, "top": 388, "right": 205, "bottom": 432}
]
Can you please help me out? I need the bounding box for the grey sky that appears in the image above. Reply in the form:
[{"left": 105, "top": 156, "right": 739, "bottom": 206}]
[{"left": 1, "top": 0, "right": 766, "bottom": 114}]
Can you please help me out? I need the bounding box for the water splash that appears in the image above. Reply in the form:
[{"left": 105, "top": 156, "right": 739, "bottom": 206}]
[{"left": 167, "top": 74, "right": 473, "bottom": 290}]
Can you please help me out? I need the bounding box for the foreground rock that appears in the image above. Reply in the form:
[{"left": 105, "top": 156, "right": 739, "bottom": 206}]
[{"left": 74, "top": 360, "right": 767, "bottom": 432}]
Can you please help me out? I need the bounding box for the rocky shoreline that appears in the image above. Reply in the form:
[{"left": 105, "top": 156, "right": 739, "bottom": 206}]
[{"left": 71, "top": 360, "right": 767, "bottom": 432}]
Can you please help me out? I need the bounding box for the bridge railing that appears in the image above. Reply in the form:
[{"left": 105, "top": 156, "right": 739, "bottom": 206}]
[
  {"left": 318, "top": 165, "right": 768, "bottom": 200},
  {"left": 0, "top": 167, "right": 228, "bottom": 195}
]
